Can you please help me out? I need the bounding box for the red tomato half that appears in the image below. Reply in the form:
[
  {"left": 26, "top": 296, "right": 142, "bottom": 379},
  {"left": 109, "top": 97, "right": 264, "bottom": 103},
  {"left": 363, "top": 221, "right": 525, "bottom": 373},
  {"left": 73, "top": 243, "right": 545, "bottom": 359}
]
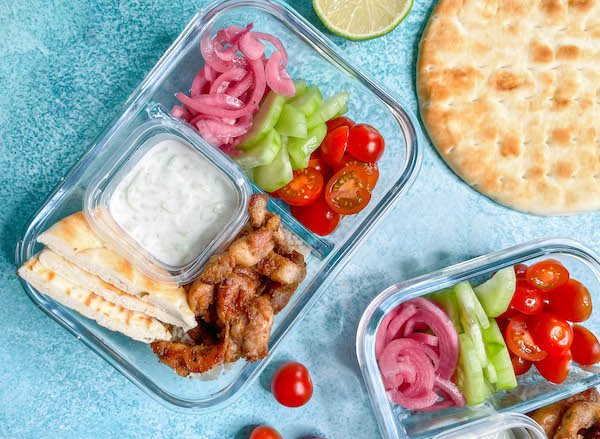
[
  {"left": 535, "top": 350, "right": 572, "bottom": 384},
  {"left": 271, "top": 362, "right": 313, "bottom": 407},
  {"left": 514, "top": 264, "right": 528, "bottom": 279},
  {"left": 326, "top": 116, "right": 355, "bottom": 132},
  {"left": 290, "top": 195, "right": 341, "bottom": 236},
  {"left": 337, "top": 155, "right": 379, "bottom": 192},
  {"left": 308, "top": 156, "right": 332, "bottom": 181},
  {"left": 278, "top": 167, "right": 324, "bottom": 206},
  {"left": 347, "top": 124, "right": 385, "bottom": 162},
  {"left": 325, "top": 165, "right": 371, "bottom": 215},
  {"left": 320, "top": 126, "right": 349, "bottom": 168},
  {"left": 505, "top": 314, "right": 547, "bottom": 361},
  {"left": 266, "top": 191, "right": 280, "bottom": 199},
  {"left": 249, "top": 426, "right": 282, "bottom": 439},
  {"left": 510, "top": 352, "right": 532, "bottom": 376},
  {"left": 526, "top": 260, "right": 569, "bottom": 291},
  {"left": 529, "top": 312, "right": 573, "bottom": 356},
  {"left": 571, "top": 325, "right": 600, "bottom": 366},
  {"left": 510, "top": 280, "right": 544, "bottom": 315},
  {"left": 546, "top": 279, "right": 592, "bottom": 322}
]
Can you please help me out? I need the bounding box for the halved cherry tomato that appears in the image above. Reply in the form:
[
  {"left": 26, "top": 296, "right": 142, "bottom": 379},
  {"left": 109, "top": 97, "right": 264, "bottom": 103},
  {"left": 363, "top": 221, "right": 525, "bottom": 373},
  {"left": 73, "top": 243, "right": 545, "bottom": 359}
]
[
  {"left": 571, "top": 325, "right": 600, "bottom": 365},
  {"left": 535, "top": 350, "right": 572, "bottom": 384},
  {"left": 325, "top": 165, "right": 371, "bottom": 215},
  {"left": 320, "top": 126, "right": 349, "bottom": 168},
  {"left": 529, "top": 312, "right": 573, "bottom": 356},
  {"left": 326, "top": 116, "right": 355, "bottom": 132},
  {"left": 278, "top": 168, "right": 323, "bottom": 206},
  {"left": 271, "top": 362, "right": 313, "bottom": 407},
  {"left": 497, "top": 318, "right": 510, "bottom": 336},
  {"left": 347, "top": 124, "right": 385, "bottom": 162},
  {"left": 249, "top": 426, "right": 282, "bottom": 439},
  {"left": 514, "top": 264, "right": 528, "bottom": 279},
  {"left": 505, "top": 314, "right": 547, "bottom": 361},
  {"left": 266, "top": 191, "right": 280, "bottom": 199},
  {"left": 290, "top": 195, "right": 341, "bottom": 236},
  {"left": 510, "top": 280, "right": 544, "bottom": 315},
  {"left": 526, "top": 260, "right": 569, "bottom": 291},
  {"left": 337, "top": 155, "right": 379, "bottom": 192},
  {"left": 546, "top": 279, "right": 592, "bottom": 322},
  {"left": 510, "top": 352, "right": 532, "bottom": 376},
  {"left": 308, "top": 156, "right": 332, "bottom": 181}
]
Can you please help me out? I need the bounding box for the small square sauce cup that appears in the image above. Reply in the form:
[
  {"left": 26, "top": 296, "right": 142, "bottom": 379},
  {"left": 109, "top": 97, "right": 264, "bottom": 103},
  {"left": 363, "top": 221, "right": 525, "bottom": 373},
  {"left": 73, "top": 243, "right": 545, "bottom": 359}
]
[{"left": 357, "top": 238, "right": 600, "bottom": 438}]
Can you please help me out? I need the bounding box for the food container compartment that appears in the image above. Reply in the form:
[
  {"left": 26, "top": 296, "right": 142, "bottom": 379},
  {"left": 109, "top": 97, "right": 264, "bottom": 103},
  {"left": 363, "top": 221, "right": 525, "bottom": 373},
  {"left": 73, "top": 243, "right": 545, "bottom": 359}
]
[
  {"left": 83, "top": 119, "right": 252, "bottom": 285},
  {"left": 357, "top": 238, "right": 600, "bottom": 439},
  {"left": 15, "top": 0, "right": 420, "bottom": 413}
]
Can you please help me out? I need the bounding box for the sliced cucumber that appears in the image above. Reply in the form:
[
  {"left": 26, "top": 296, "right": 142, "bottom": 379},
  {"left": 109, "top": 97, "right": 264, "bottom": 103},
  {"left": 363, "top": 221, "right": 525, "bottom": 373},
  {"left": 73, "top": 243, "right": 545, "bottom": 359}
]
[
  {"left": 483, "top": 362, "right": 498, "bottom": 384},
  {"left": 458, "top": 333, "right": 488, "bottom": 406},
  {"left": 307, "top": 91, "right": 350, "bottom": 129},
  {"left": 429, "top": 288, "right": 462, "bottom": 332},
  {"left": 456, "top": 288, "right": 488, "bottom": 367},
  {"left": 492, "top": 346, "right": 518, "bottom": 391},
  {"left": 291, "top": 79, "right": 308, "bottom": 99},
  {"left": 482, "top": 319, "right": 507, "bottom": 358},
  {"left": 238, "top": 91, "right": 286, "bottom": 150},
  {"left": 288, "top": 123, "right": 327, "bottom": 170},
  {"left": 275, "top": 104, "right": 308, "bottom": 138},
  {"left": 455, "top": 282, "right": 490, "bottom": 329},
  {"left": 474, "top": 267, "right": 517, "bottom": 318},
  {"left": 290, "top": 84, "right": 323, "bottom": 116},
  {"left": 253, "top": 136, "right": 293, "bottom": 192},
  {"left": 234, "top": 129, "right": 282, "bottom": 170},
  {"left": 333, "top": 100, "right": 349, "bottom": 119}
]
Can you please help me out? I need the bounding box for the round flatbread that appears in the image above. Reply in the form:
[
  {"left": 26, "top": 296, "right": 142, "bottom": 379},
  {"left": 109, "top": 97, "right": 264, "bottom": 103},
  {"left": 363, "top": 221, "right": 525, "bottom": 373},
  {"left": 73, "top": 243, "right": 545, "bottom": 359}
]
[{"left": 417, "top": 0, "right": 600, "bottom": 215}]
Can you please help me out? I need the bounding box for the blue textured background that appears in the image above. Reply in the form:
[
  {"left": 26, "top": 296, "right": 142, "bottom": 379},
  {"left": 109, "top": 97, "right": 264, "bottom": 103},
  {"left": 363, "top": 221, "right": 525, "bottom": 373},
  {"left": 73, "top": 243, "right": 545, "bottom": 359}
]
[{"left": 3, "top": 1, "right": 600, "bottom": 438}]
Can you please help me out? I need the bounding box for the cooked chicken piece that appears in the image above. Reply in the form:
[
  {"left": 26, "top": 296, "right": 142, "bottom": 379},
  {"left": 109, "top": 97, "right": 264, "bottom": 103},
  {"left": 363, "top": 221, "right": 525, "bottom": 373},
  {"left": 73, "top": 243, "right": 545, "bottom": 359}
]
[
  {"left": 151, "top": 339, "right": 227, "bottom": 377},
  {"left": 271, "top": 226, "right": 289, "bottom": 252},
  {"left": 187, "top": 319, "right": 220, "bottom": 346},
  {"left": 227, "top": 296, "right": 274, "bottom": 362},
  {"left": 256, "top": 250, "right": 306, "bottom": 285},
  {"left": 554, "top": 401, "right": 600, "bottom": 439},
  {"left": 249, "top": 194, "right": 268, "bottom": 228},
  {"left": 200, "top": 253, "right": 237, "bottom": 284},
  {"left": 187, "top": 281, "right": 215, "bottom": 321},
  {"left": 263, "top": 281, "right": 296, "bottom": 314},
  {"left": 216, "top": 268, "right": 261, "bottom": 326},
  {"left": 529, "top": 389, "right": 600, "bottom": 437}
]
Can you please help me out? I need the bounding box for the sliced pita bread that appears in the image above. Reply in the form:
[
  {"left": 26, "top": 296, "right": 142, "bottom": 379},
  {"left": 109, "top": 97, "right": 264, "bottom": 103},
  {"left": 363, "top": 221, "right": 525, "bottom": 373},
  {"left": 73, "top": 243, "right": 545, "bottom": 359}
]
[
  {"left": 18, "top": 254, "right": 172, "bottom": 343},
  {"left": 37, "top": 212, "right": 196, "bottom": 331},
  {"left": 38, "top": 248, "right": 184, "bottom": 328}
]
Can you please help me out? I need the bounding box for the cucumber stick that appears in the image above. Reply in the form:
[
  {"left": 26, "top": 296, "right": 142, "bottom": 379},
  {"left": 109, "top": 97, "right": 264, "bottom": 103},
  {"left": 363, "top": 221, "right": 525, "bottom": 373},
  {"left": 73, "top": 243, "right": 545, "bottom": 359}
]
[
  {"left": 234, "top": 129, "right": 282, "bottom": 169},
  {"left": 457, "top": 334, "right": 488, "bottom": 406},
  {"left": 307, "top": 91, "right": 350, "bottom": 128},
  {"left": 288, "top": 123, "right": 327, "bottom": 170},
  {"left": 455, "top": 283, "right": 489, "bottom": 367},
  {"left": 290, "top": 84, "right": 323, "bottom": 116},
  {"left": 474, "top": 267, "right": 517, "bottom": 318},
  {"left": 483, "top": 320, "right": 517, "bottom": 390},
  {"left": 484, "top": 362, "right": 498, "bottom": 384},
  {"left": 291, "top": 79, "right": 308, "bottom": 99},
  {"left": 428, "top": 289, "right": 462, "bottom": 332},
  {"left": 454, "top": 282, "right": 490, "bottom": 329},
  {"left": 482, "top": 319, "right": 507, "bottom": 358},
  {"left": 253, "top": 136, "right": 293, "bottom": 192},
  {"left": 275, "top": 104, "right": 308, "bottom": 138},
  {"left": 239, "top": 91, "right": 286, "bottom": 150}
]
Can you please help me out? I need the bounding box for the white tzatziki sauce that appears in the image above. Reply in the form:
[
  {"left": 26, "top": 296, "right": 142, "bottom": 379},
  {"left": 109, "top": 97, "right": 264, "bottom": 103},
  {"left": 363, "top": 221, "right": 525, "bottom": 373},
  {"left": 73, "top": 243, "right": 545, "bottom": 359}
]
[{"left": 109, "top": 139, "right": 237, "bottom": 266}]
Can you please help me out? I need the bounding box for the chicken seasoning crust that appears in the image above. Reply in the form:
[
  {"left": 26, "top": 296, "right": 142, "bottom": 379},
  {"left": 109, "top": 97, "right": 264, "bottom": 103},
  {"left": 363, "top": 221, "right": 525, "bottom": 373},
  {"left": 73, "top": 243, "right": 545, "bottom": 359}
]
[
  {"left": 152, "top": 194, "right": 307, "bottom": 376},
  {"left": 417, "top": 0, "right": 600, "bottom": 215}
]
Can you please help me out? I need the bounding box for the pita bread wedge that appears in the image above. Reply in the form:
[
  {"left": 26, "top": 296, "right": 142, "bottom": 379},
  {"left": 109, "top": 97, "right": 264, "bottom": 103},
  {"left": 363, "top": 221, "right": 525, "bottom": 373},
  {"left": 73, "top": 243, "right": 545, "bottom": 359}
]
[
  {"left": 38, "top": 248, "right": 185, "bottom": 328},
  {"left": 37, "top": 212, "right": 196, "bottom": 331},
  {"left": 18, "top": 254, "right": 172, "bottom": 343}
]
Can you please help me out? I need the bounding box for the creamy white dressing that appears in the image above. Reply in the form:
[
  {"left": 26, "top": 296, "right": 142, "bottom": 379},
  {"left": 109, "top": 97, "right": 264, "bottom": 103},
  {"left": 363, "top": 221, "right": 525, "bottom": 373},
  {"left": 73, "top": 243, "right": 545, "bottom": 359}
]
[{"left": 109, "top": 139, "right": 237, "bottom": 266}]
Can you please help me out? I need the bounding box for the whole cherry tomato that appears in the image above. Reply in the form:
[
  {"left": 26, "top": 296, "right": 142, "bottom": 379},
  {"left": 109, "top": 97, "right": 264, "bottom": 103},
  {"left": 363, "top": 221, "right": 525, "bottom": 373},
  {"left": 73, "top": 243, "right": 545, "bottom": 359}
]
[
  {"left": 320, "top": 126, "right": 349, "bottom": 168},
  {"left": 271, "top": 362, "right": 313, "bottom": 407},
  {"left": 347, "top": 124, "right": 385, "bottom": 162},
  {"left": 514, "top": 264, "right": 528, "bottom": 279},
  {"left": 510, "top": 280, "right": 544, "bottom": 315},
  {"left": 571, "top": 325, "right": 600, "bottom": 365},
  {"left": 326, "top": 116, "right": 355, "bottom": 132},
  {"left": 526, "top": 260, "right": 569, "bottom": 291},
  {"left": 278, "top": 167, "right": 324, "bottom": 206},
  {"left": 290, "top": 195, "right": 341, "bottom": 236},
  {"left": 505, "top": 314, "right": 547, "bottom": 361},
  {"left": 510, "top": 351, "right": 532, "bottom": 376},
  {"left": 337, "top": 155, "right": 379, "bottom": 192},
  {"left": 325, "top": 165, "right": 371, "bottom": 215},
  {"left": 546, "top": 279, "right": 592, "bottom": 322},
  {"left": 534, "top": 350, "right": 572, "bottom": 384},
  {"left": 249, "top": 426, "right": 282, "bottom": 439},
  {"left": 529, "top": 312, "right": 573, "bottom": 356}
]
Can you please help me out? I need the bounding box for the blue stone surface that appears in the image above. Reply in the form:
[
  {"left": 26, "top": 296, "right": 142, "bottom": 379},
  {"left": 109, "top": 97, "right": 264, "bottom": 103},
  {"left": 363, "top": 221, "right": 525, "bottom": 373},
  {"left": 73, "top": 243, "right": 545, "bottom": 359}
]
[{"left": 3, "top": 1, "right": 600, "bottom": 438}]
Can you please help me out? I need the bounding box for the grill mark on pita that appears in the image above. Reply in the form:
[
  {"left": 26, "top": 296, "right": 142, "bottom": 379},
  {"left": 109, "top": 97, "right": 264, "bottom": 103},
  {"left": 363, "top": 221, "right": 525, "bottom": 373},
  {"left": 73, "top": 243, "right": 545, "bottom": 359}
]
[
  {"left": 84, "top": 293, "right": 93, "bottom": 306},
  {"left": 125, "top": 310, "right": 132, "bottom": 325}
]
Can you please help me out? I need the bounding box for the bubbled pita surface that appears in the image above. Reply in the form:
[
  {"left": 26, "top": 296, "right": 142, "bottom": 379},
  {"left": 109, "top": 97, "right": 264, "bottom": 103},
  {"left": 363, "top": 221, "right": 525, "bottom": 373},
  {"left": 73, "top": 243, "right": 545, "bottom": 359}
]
[{"left": 417, "top": 0, "right": 600, "bottom": 215}]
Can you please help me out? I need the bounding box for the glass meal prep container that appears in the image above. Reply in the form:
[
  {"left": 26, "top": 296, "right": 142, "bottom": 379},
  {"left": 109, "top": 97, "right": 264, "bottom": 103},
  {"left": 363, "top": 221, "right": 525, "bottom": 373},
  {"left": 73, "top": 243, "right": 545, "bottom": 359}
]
[
  {"left": 357, "top": 238, "right": 600, "bottom": 439},
  {"left": 15, "top": 0, "right": 420, "bottom": 412}
]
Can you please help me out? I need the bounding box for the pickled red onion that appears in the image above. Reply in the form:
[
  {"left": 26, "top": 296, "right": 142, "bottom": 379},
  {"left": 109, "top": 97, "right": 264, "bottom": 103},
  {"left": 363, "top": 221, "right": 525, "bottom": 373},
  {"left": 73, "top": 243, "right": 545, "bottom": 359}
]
[
  {"left": 375, "top": 297, "right": 463, "bottom": 412},
  {"left": 172, "top": 24, "right": 295, "bottom": 152}
]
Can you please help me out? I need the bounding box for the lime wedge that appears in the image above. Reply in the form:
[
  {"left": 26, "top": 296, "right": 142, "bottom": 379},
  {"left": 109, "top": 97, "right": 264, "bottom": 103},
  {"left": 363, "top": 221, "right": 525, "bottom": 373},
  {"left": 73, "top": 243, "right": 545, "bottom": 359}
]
[{"left": 313, "top": 0, "right": 413, "bottom": 41}]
